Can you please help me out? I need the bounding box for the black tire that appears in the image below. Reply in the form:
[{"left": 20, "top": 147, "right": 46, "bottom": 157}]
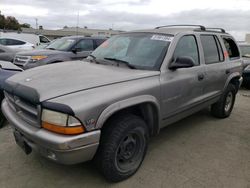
[
  {"left": 95, "top": 114, "right": 149, "bottom": 182},
  {"left": 245, "top": 82, "right": 250, "bottom": 90},
  {"left": 211, "top": 83, "right": 236, "bottom": 118},
  {"left": 0, "top": 111, "right": 6, "bottom": 128}
]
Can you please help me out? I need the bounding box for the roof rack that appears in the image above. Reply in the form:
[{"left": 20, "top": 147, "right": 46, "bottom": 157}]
[
  {"left": 155, "top": 25, "right": 206, "bottom": 31},
  {"left": 205, "top": 27, "right": 226, "bottom": 33},
  {"left": 154, "top": 25, "right": 227, "bottom": 33}
]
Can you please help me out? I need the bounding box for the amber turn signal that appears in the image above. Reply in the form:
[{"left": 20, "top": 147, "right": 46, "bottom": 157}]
[{"left": 42, "top": 121, "right": 85, "bottom": 135}]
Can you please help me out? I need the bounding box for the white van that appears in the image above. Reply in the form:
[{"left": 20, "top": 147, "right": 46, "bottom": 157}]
[{"left": 0, "top": 32, "right": 50, "bottom": 46}]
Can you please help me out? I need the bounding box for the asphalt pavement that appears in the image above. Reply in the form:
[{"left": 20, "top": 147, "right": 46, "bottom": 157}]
[{"left": 0, "top": 89, "right": 250, "bottom": 188}]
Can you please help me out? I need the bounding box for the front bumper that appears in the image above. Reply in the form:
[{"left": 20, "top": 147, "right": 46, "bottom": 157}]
[{"left": 2, "top": 99, "right": 100, "bottom": 164}]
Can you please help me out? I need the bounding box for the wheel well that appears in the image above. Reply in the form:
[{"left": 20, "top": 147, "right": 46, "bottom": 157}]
[
  {"left": 229, "top": 76, "right": 241, "bottom": 91},
  {"left": 102, "top": 103, "right": 159, "bottom": 136},
  {"left": 49, "top": 61, "right": 63, "bottom": 64}
]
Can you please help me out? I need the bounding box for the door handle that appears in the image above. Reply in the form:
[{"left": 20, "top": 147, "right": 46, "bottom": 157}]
[
  {"left": 225, "top": 69, "right": 230, "bottom": 74},
  {"left": 198, "top": 74, "right": 204, "bottom": 81}
]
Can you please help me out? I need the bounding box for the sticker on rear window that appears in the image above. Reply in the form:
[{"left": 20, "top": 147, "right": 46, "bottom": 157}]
[{"left": 151, "top": 35, "right": 173, "bottom": 42}]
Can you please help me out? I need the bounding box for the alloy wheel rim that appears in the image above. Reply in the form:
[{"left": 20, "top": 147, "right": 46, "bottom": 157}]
[{"left": 225, "top": 92, "right": 233, "bottom": 112}]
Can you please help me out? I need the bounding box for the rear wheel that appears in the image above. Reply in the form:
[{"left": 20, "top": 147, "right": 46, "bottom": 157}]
[
  {"left": 211, "top": 83, "right": 236, "bottom": 118},
  {"left": 95, "top": 114, "right": 149, "bottom": 182},
  {"left": 0, "top": 111, "right": 6, "bottom": 128},
  {"left": 245, "top": 81, "right": 250, "bottom": 90}
]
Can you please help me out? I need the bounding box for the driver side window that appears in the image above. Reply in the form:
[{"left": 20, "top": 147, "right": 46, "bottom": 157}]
[
  {"left": 173, "top": 35, "right": 199, "bottom": 66},
  {"left": 74, "top": 39, "right": 94, "bottom": 51}
]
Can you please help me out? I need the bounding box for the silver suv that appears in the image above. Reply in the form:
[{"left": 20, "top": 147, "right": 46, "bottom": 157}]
[{"left": 2, "top": 25, "right": 243, "bottom": 182}]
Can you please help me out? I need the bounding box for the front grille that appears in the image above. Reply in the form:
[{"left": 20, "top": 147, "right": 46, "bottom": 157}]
[
  {"left": 4, "top": 91, "right": 41, "bottom": 128},
  {"left": 14, "top": 55, "right": 30, "bottom": 66}
]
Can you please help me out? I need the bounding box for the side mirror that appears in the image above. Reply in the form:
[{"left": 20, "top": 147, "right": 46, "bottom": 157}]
[
  {"left": 72, "top": 48, "right": 77, "bottom": 54},
  {"left": 72, "top": 48, "right": 81, "bottom": 54},
  {"left": 169, "top": 56, "right": 195, "bottom": 70}
]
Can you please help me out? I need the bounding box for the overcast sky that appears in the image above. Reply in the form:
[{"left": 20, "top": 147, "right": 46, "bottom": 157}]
[{"left": 1, "top": 0, "right": 250, "bottom": 40}]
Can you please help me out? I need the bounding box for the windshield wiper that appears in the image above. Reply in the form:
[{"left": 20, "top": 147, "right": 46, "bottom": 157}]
[
  {"left": 104, "top": 57, "right": 136, "bottom": 69},
  {"left": 87, "top": 54, "right": 100, "bottom": 64}
]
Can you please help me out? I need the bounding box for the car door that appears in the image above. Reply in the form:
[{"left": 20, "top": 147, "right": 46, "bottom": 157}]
[
  {"left": 71, "top": 39, "right": 94, "bottom": 60},
  {"left": 200, "top": 34, "right": 229, "bottom": 98},
  {"left": 160, "top": 35, "right": 205, "bottom": 120}
]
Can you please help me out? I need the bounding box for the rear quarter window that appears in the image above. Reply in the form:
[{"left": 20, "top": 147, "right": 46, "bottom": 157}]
[
  {"left": 6, "top": 39, "right": 26, "bottom": 45},
  {"left": 222, "top": 37, "right": 240, "bottom": 60}
]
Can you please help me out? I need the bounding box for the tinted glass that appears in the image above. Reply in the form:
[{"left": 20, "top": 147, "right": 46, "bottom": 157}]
[
  {"left": 74, "top": 39, "right": 94, "bottom": 51},
  {"left": 0, "top": 39, "right": 7, "bottom": 45},
  {"left": 39, "top": 36, "right": 50, "bottom": 43},
  {"left": 95, "top": 39, "right": 106, "bottom": 48},
  {"left": 91, "top": 33, "right": 171, "bottom": 70},
  {"left": 46, "top": 38, "right": 76, "bottom": 51},
  {"left": 7, "top": 39, "right": 25, "bottom": 45},
  {"left": 201, "top": 35, "right": 220, "bottom": 64},
  {"left": 173, "top": 35, "right": 199, "bottom": 66},
  {"left": 222, "top": 37, "right": 240, "bottom": 59},
  {"left": 214, "top": 36, "right": 224, "bottom": 61}
]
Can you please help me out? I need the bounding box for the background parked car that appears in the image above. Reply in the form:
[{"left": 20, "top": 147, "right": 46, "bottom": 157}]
[
  {"left": 0, "top": 60, "right": 22, "bottom": 128},
  {"left": 0, "top": 44, "right": 18, "bottom": 62},
  {"left": 239, "top": 44, "right": 250, "bottom": 89},
  {"left": 0, "top": 37, "right": 35, "bottom": 51},
  {"left": 0, "top": 32, "right": 50, "bottom": 46},
  {"left": 13, "top": 36, "right": 107, "bottom": 69}
]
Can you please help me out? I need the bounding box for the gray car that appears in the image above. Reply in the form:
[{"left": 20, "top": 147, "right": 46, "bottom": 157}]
[
  {"left": 0, "top": 45, "right": 17, "bottom": 62},
  {"left": 2, "top": 25, "right": 243, "bottom": 182},
  {"left": 13, "top": 36, "right": 106, "bottom": 69}
]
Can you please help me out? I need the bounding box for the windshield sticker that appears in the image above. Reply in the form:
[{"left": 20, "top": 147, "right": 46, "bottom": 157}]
[{"left": 151, "top": 35, "right": 173, "bottom": 42}]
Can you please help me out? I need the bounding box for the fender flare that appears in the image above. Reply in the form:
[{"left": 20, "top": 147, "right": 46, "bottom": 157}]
[
  {"left": 223, "top": 72, "right": 242, "bottom": 91},
  {"left": 95, "top": 95, "right": 161, "bottom": 133}
]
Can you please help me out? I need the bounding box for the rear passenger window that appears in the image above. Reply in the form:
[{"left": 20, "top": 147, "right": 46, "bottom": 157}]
[
  {"left": 201, "top": 35, "right": 223, "bottom": 64},
  {"left": 173, "top": 35, "right": 199, "bottom": 66},
  {"left": 222, "top": 37, "right": 240, "bottom": 59},
  {"left": 215, "top": 36, "right": 224, "bottom": 61}
]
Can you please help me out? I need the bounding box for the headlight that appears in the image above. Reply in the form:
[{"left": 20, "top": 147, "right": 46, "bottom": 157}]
[
  {"left": 245, "top": 65, "right": 250, "bottom": 71},
  {"left": 41, "top": 109, "right": 85, "bottom": 135},
  {"left": 30, "top": 55, "right": 48, "bottom": 62}
]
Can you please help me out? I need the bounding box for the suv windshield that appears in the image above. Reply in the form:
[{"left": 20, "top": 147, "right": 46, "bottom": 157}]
[
  {"left": 46, "top": 38, "right": 76, "bottom": 51},
  {"left": 239, "top": 45, "right": 250, "bottom": 57},
  {"left": 91, "top": 33, "right": 172, "bottom": 70}
]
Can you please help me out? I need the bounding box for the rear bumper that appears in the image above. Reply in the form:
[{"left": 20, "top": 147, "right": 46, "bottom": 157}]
[{"left": 2, "top": 99, "right": 100, "bottom": 164}]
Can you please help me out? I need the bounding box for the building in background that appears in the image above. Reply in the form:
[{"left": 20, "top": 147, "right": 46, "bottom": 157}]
[
  {"left": 246, "top": 34, "right": 250, "bottom": 43},
  {"left": 21, "top": 27, "right": 123, "bottom": 40}
]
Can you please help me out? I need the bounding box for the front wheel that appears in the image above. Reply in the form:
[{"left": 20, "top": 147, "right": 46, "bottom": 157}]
[
  {"left": 211, "top": 84, "right": 236, "bottom": 118},
  {"left": 95, "top": 114, "right": 149, "bottom": 182}
]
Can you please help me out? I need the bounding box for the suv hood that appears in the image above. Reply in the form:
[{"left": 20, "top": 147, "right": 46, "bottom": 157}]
[
  {"left": 4, "top": 61, "right": 159, "bottom": 103},
  {"left": 16, "top": 49, "right": 67, "bottom": 56}
]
